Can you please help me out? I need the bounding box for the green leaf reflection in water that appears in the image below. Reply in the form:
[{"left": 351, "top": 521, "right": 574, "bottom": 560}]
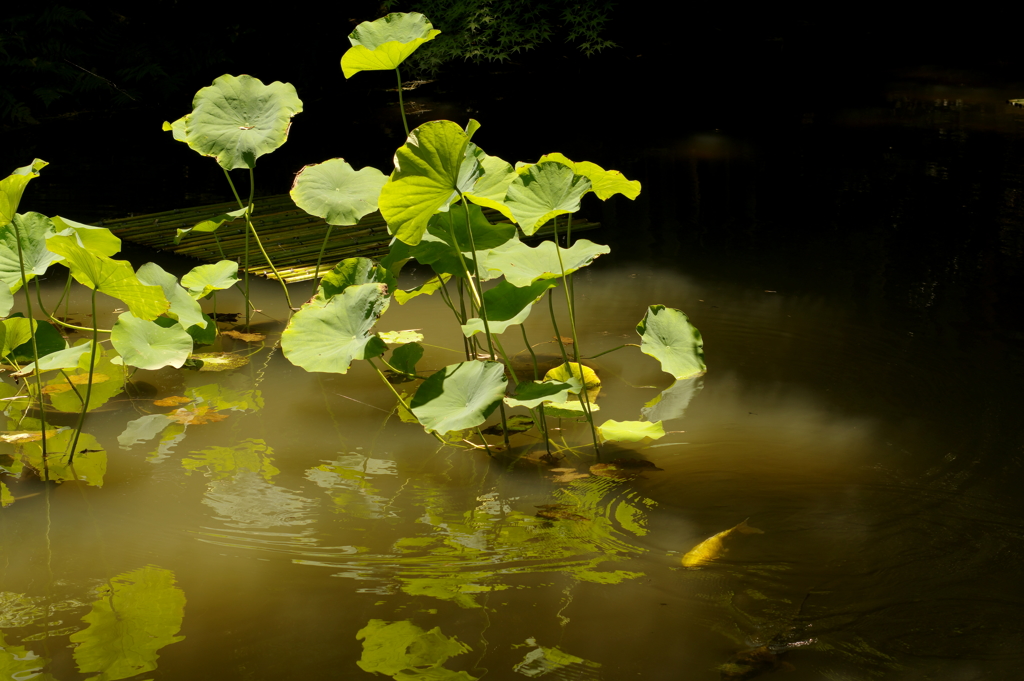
[
  {"left": 306, "top": 453, "right": 396, "bottom": 521},
  {"left": 70, "top": 566, "right": 185, "bottom": 681},
  {"left": 43, "top": 344, "right": 124, "bottom": 413},
  {"left": 0, "top": 480, "right": 12, "bottom": 507},
  {"left": 356, "top": 619, "right": 478, "bottom": 681},
  {"left": 0, "top": 631, "right": 56, "bottom": 681},
  {"left": 182, "top": 437, "right": 279, "bottom": 482},
  {"left": 513, "top": 637, "right": 601, "bottom": 679},
  {"left": 7, "top": 431, "right": 106, "bottom": 485}
]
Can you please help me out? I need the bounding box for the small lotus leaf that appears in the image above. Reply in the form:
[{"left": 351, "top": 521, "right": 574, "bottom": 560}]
[
  {"left": 0, "top": 159, "right": 47, "bottom": 227},
  {"left": 533, "top": 152, "right": 641, "bottom": 200},
  {"left": 504, "top": 162, "right": 591, "bottom": 235},
  {"left": 318, "top": 257, "right": 397, "bottom": 302},
  {"left": 395, "top": 274, "right": 450, "bottom": 305},
  {"left": 12, "top": 341, "right": 93, "bottom": 377},
  {"left": 174, "top": 205, "right": 248, "bottom": 244},
  {"left": 0, "top": 286, "right": 11, "bottom": 317},
  {"left": 503, "top": 378, "right": 581, "bottom": 409},
  {"left": 184, "top": 74, "right": 303, "bottom": 170},
  {"left": 389, "top": 342, "right": 423, "bottom": 376},
  {"left": 0, "top": 212, "right": 61, "bottom": 292},
  {"left": 291, "top": 159, "right": 387, "bottom": 225},
  {"left": 597, "top": 419, "right": 666, "bottom": 443},
  {"left": 162, "top": 116, "right": 188, "bottom": 142},
  {"left": 50, "top": 216, "right": 122, "bottom": 256},
  {"left": 410, "top": 360, "right": 508, "bottom": 434},
  {"left": 480, "top": 238, "right": 610, "bottom": 287},
  {"left": 136, "top": 262, "right": 207, "bottom": 330},
  {"left": 543, "top": 362, "right": 601, "bottom": 394},
  {"left": 636, "top": 305, "right": 706, "bottom": 379},
  {"left": 542, "top": 399, "right": 599, "bottom": 419},
  {"left": 6, "top": 317, "right": 66, "bottom": 363},
  {"left": 189, "top": 352, "right": 250, "bottom": 372},
  {"left": 341, "top": 13, "right": 441, "bottom": 78},
  {"left": 379, "top": 329, "right": 424, "bottom": 344},
  {"left": 111, "top": 312, "right": 193, "bottom": 370},
  {"left": 181, "top": 260, "right": 239, "bottom": 298},
  {"left": 2, "top": 317, "right": 35, "bottom": 359},
  {"left": 462, "top": 279, "right": 557, "bottom": 336}
]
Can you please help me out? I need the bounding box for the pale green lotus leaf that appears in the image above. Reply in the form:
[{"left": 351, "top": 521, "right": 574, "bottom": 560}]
[
  {"left": 0, "top": 212, "right": 61, "bottom": 293},
  {"left": 543, "top": 399, "right": 600, "bottom": 418},
  {"left": 395, "top": 273, "right": 450, "bottom": 305},
  {"left": 356, "top": 619, "right": 474, "bottom": 680},
  {"left": 543, "top": 362, "right": 601, "bottom": 393},
  {"left": 118, "top": 413, "right": 173, "bottom": 449},
  {"left": 641, "top": 376, "right": 703, "bottom": 423},
  {"left": 636, "top": 305, "right": 706, "bottom": 379},
  {"left": 189, "top": 352, "right": 250, "bottom": 372},
  {"left": 111, "top": 312, "right": 193, "bottom": 370},
  {"left": 462, "top": 144, "right": 517, "bottom": 220},
  {"left": 136, "top": 262, "right": 207, "bottom": 329},
  {"left": 503, "top": 378, "right": 580, "bottom": 409},
  {"left": 162, "top": 115, "right": 188, "bottom": 142},
  {"left": 282, "top": 282, "right": 389, "bottom": 374},
  {"left": 50, "top": 215, "right": 122, "bottom": 257},
  {"left": 291, "top": 159, "right": 387, "bottom": 225},
  {"left": 387, "top": 204, "right": 515, "bottom": 279},
  {"left": 45, "top": 343, "right": 125, "bottom": 413},
  {"left": 410, "top": 360, "right": 507, "bottom": 435},
  {"left": 46, "top": 234, "right": 168, "bottom": 320},
  {"left": 480, "top": 238, "right": 610, "bottom": 287},
  {"left": 70, "top": 566, "right": 185, "bottom": 679},
  {"left": 16, "top": 431, "right": 106, "bottom": 485},
  {"left": 174, "top": 205, "right": 247, "bottom": 244},
  {"left": 1, "top": 317, "right": 34, "bottom": 358},
  {"left": 461, "top": 279, "right": 556, "bottom": 336},
  {"left": 379, "top": 329, "right": 424, "bottom": 344},
  {"left": 379, "top": 120, "right": 472, "bottom": 246},
  {"left": 184, "top": 74, "right": 303, "bottom": 170},
  {"left": 0, "top": 158, "right": 47, "bottom": 227},
  {"left": 597, "top": 419, "right": 666, "bottom": 443},
  {"left": 504, "top": 162, "right": 591, "bottom": 235},
  {"left": 12, "top": 340, "right": 92, "bottom": 377},
  {"left": 181, "top": 260, "right": 239, "bottom": 298},
  {"left": 341, "top": 13, "right": 441, "bottom": 78},
  {"left": 0, "top": 285, "right": 11, "bottom": 317},
  {"left": 318, "top": 257, "right": 397, "bottom": 303},
  {"left": 533, "top": 152, "right": 641, "bottom": 200},
  {"left": 187, "top": 383, "right": 263, "bottom": 412},
  {"left": 389, "top": 342, "right": 423, "bottom": 376}
]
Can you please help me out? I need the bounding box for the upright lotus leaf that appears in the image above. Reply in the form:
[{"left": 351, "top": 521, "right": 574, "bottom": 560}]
[
  {"left": 341, "top": 13, "right": 442, "bottom": 78},
  {"left": 173, "top": 205, "right": 248, "bottom": 244},
  {"left": 181, "top": 260, "right": 239, "bottom": 299},
  {"left": 389, "top": 342, "right": 423, "bottom": 376},
  {"left": 534, "top": 153, "right": 642, "bottom": 201},
  {"left": 461, "top": 279, "right": 557, "bottom": 336},
  {"left": 480, "top": 238, "right": 610, "bottom": 287},
  {"left": 282, "top": 282, "right": 389, "bottom": 374},
  {"left": 2, "top": 317, "right": 35, "bottom": 358},
  {"left": 45, "top": 342, "right": 125, "bottom": 413},
  {"left": 291, "top": 159, "right": 387, "bottom": 225},
  {"left": 162, "top": 115, "right": 188, "bottom": 142},
  {"left": 641, "top": 376, "right": 704, "bottom": 423},
  {"left": 50, "top": 216, "right": 121, "bottom": 257},
  {"left": 394, "top": 273, "right": 450, "bottom": 304},
  {"left": 504, "top": 162, "right": 591, "bottom": 235},
  {"left": 111, "top": 312, "right": 194, "bottom": 370},
  {"left": 46, "top": 234, "right": 168, "bottom": 320},
  {"left": 0, "top": 286, "right": 11, "bottom": 317},
  {"left": 503, "top": 378, "right": 581, "bottom": 409},
  {"left": 636, "top": 305, "right": 706, "bottom": 379},
  {"left": 8, "top": 319, "right": 65, "bottom": 363},
  {"left": 318, "top": 257, "right": 397, "bottom": 303},
  {"left": 379, "top": 329, "right": 424, "bottom": 344},
  {"left": 0, "top": 212, "right": 61, "bottom": 292},
  {"left": 184, "top": 74, "right": 303, "bottom": 170},
  {"left": 0, "top": 158, "right": 47, "bottom": 227},
  {"left": 462, "top": 144, "right": 517, "bottom": 220},
  {"left": 71, "top": 566, "right": 186, "bottom": 679},
  {"left": 379, "top": 120, "right": 472, "bottom": 245},
  {"left": 410, "top": 361, "right": 508, "bottom": 434},
  {"left": 597, "top": 419, "right": 666, "bottom": 443},
  {"left": 12, "top": 340, "right": 92, "bottom": 377},
  {"left": 136, "top": 262, "right": 207, "bottom": 329}
]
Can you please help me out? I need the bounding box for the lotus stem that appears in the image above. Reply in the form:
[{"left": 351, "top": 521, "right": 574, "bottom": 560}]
[
  {"left": 474, "top": 427, "right": 495, "bottom": 457},
  {"left": 67, "top": 288, "right": 99, "bottom": 465},
  {"left": 583, "top": 343, "right": 639, "bottom": 360},
  {"left": 395, "top": 67, "right": 410, "bottom": 138},
  {"left": 520, "top": 324, "right": 553, "bottom": 458},
  {"left": 367, "top": 357, "right": 445, "bottom": 445},
  {"left": 221, "top": 168, "right": 252, "bottom": 328},
  {"left": 312, "top": 224, "right": 334, "bottom": 296}
]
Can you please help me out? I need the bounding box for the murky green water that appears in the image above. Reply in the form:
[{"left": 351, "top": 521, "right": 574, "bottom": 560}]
[{"left": 5, "top": 74, "right": 1024, "bottom": 679}]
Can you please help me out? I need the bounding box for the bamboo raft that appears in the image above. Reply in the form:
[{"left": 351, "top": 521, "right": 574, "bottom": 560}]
[{"left": 98, "top": 194, "right": 601, "bottom": 283}]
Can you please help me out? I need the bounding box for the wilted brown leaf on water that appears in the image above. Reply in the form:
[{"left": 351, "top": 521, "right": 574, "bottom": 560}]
[
  {"left": 168, "top": 405, "right": 228, "bottom": 425},
  {"left": 153, "top": 395, "right": 193, "bottom": 407},
  {"left": 222, "top": 330, "right": 267, "bottom": 342},
  {"left": 536, "top": 504, "right": 589, "bottom": 521},
  {"left": 554, "top": 336, "right": 573, "bottom": 345},
  {"left": 41, "top": 373, "right": 110, "bottom": 394},
  {"left": 548, "top": 467, "right": 590, "bottom": 483}
]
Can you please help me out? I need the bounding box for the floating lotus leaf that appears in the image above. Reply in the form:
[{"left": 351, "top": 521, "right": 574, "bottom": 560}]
[
  {"left": 641, "top": 376, "right": 703, "bottom": 423},
  {"left": 12, "top": 340, "right": 93, "bottom": 377},
  {"left": 410, "top": 360, "right": 508, "bottom": 435},
  {"left": 504, "top": 162, "right": 591, "bottom": 235},
  {"left": 184, "top": 74, "right": 303, "bottom": 170},
  {"left": 462, "top": 279, "right": 557, "bottom": 336},
  {"left": 379, "top": 329, "right": 424, "bottom": 344},
  {"left": 597, "top": 419, "right": 665, "bottom": 443},
  {"left": 45, "top": 344, "right": 125, "bottom": 413},
  {"left": 503, "top": 378, "right": 580, "bottom": 409},
  {"left": 174, "top": 205, "right": 247, "bottom": 244},
  {"left": 379, "top": 120, "right": 472, "bottom": 246},
  {"left": 636, "top": 305, "right": 706, "bottom": 379},
  {"left": 394, "top": 274, "right": 450, "bottom": 305},
  {"left": 0, "top": 159, "right": 47, "bottom": 227},
  {"left": 341, "top": 13, "right": 441, "bottom": 78},
  {"left": 50, "top": 216, "right": 121, "bottom": 257},
  {"left": 480, "top": 238, "right": 610, "bottom": 287},
  {"left": 356, "top": 619, "right": 474, "bottom": 680},
  {"left": 181, "top": 260, "right": 239, "bottom": 298},
  {"left": 189, "top": 352, "right": 250, "bottom": 372},
  {"left": 0, "top": 212, "right": 61, "bottom": 292},
  {"left": 318, "top": 257, "right": 397, "bottom": 302},
  {"left": 111, "top": 312, "right": 193, "bottom": 371},
  {"left": 389, "top": 342, "right": 423, "bottom": 376},
  {"left": 14, "top": 430, "right": 106, "bottom": 485},
  {"left": 46, "top": 234, "right": 168, "bottom": 320},
  {"left": 136, "top": 262, "right": 207, "bottom": 330},
  {"left": 282, "top": 282, "right": 389, "bottom": 374},
  {"left": 291, "top": 159, "right": 387, "bottom": 225},
  {"left": 532, "top": 153, "right": 641, "bottom": 201}
]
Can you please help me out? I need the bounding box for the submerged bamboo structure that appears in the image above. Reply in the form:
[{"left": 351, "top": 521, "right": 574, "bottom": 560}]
[{"left": 99, "top": 194, "right": 600, "bottom": 283}]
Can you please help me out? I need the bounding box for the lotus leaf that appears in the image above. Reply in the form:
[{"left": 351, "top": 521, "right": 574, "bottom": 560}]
[
  {"left": 0, "top": 212, "right": 61, "bottom": 292},
  {"left": 504, "top": 162, "right": 591, "bottom": 235},
  {"left": 136, "top": 262, "right": 207, "bottom": 329},
  {"left": 1, "top": 317, "right": 34, "bottom": 358},
  {"left": 0, "top": 158, "right": 47, "bottom": 227},
  {"left": 395, "top": 274, "right": 450, "bottom": 305},
  {"left": 111, "top": 312, "right": 193, "bottom": 370},
  {"left": 118, "top": 413, "right": 174, "bottom": 449},
  {"left": 388, "top": 342, "right": 423, "bottom": 377},
  {"left": 532, "top": 152, "right": 641, "bottom": 200},
  {"left": 597, "top": 419, "right": 666, "bottom": 443},
  {"left": 162, "top": 116, "right": 188, "bottom": 142},
  {"left": 542, "top": 399, "right": 600, "bottom": 419},
  {"left": 0, "top": 482, "right": 12, "bottom": 507},
  {"left": 181, "top": 260, "right": 239, "bottom": 298},
  {"left": 480, "top": 238, "right": 610, "bottom": 287},
  {"left": 291, "top": 159, "right": 387, "bottom": 225},
  {"left": 636, "top": 305, "right": 706, "bottom": 379},
  {"left": 188, "top": 352, "right": 250, "bottom": 372},
  {"left": 543, "top": 362, "right": 600, "bottom": 393},
  {"left": 184, "top": 74, "right": 303, "bottom": 170},
  {"left": 410, "top": 360, "right": 508, "bottom": 434},
  {"left": 461, "top": 279, "right": 557, "bottom": 336},
  {"left": 503, "top": 378, "right": 581, "bottom": 409},
  {"left": 379, "top": 329, "right": 425, "bottom": 344},
  {"left": 388, "top": 203, "right": 515, "bottom": 279},
  {"left": 50, "top": 215, "right": 122, "bottom": 256},
  {"left": 14, "top": 431, "right": 106, "bottom": 485},
  {"left": 318, "top": 257, "right": 397, "bottom": 302},
  {"left": 341, "top": 13, "right": 441, "bottom": 78},
  {"left": 0, "top": 286, "right": 11, "bottom": 317},
  {"left": 355, "top": 618, "right": 474, "bottom": 680},
  {"left": 3, "top": 317, "right": 65, "bottom": 363},
  {"left": 43, "top": 343, "right": 124, "bottom": 413},
  {"left": 12, "top": 340, "right": 93, "bottom": 377},
  {"left": 173, "top": 205, "right": 248, "bottom": 244}
]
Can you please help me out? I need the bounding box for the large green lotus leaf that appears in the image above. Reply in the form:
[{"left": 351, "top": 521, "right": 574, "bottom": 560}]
[
  {"left": 503, "top": 378, "right": 580, "bottom": 409},
  {"left": 389, "top": 342, "right": 423, "bottom": 376},
  {"left": 341, "top": 13, "right": 441, "bottom": 77},
  {"left": 461, "top": 279, "right": 556, "bottom": 336},
  {"left": 17, "top": 431, "right": 106, "bottom": 485},
  {"left": 410, "top": 360, "right": 508, "bottom": 434},
  {"left": 462, "top": 144, "right": 517, "bottom": 220},
  {"left": 0, "top": 159, "right": 47, "bottom": 227},
  {"left": 480, "top": 238, "right": 610, "bottom": 287},
  {"left": 504, "top": 162, "right": 591, "bottom": 235},
  {"left": 173, "top": 205, "right": 247, "bottom": 244},
  {"left": 136, "top": 262, "right": 207, "bottom": 330},
  {"left": 394, "top": 273, "right": 450, "bottom": 305},
  {"left": 46, "top": 343, "right": 125, "bottom": 413},
  {"left": 533, "top": 152, "right": 641, "bottom": 201},
  {"left": 163, "top": 313, "right": 217, "bottom": 346},
  {"left": 0, "top": 285, "right": 11, "bottom": 317},
  {"left": 46, "top": 234, "right": 168, "bottom": 320},
  {"left": 291, "top": 159, "right": 387, "bottom": 225},
  {"left": 636, "top": 305, "right": 706, "bottom": 379},
  {"left": 184, "top": 74, "right": 303, "bottom": 170},
  {"left": 597, "top": 419, "right": 665, "bottom": 443},
  {"left": 282, "top": 282, "right": 389, "bottom": 374},
  {"left": 50, "top": 216, "right": 121, "bottom": 257},
  {"left": 111, "top": 312, "right": 193, "bottom": 370},
  {"left": 389, "top": 204, "right": 515, "bottom": 279},
  {"left": 71, "top": 566, "right": 185, "bottom": 679},
  {"left": 641, "top": 376, "right": 703, "bottom": 423},
  {"left": 318, "top": 257, "right": 397, "bottom": 303},
  {"left": 0, "top": 212, "right": 61, "bottom": 292},
  {"left": 162, "top": 115, "right": 188, "bottom": 142},
  {"left": 11, "top": 339, "right": 90, "bottom": 377},
  {"left": 181, "top": 260, "right": 239, "bottom": 298},
  {"left": 379, "top": 120, "right": 472, "bottom": 246}
]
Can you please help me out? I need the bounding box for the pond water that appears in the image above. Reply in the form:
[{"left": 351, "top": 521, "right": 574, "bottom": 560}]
[{"left": 4, "top": 72, "right": 1024, "bottom": 679}]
